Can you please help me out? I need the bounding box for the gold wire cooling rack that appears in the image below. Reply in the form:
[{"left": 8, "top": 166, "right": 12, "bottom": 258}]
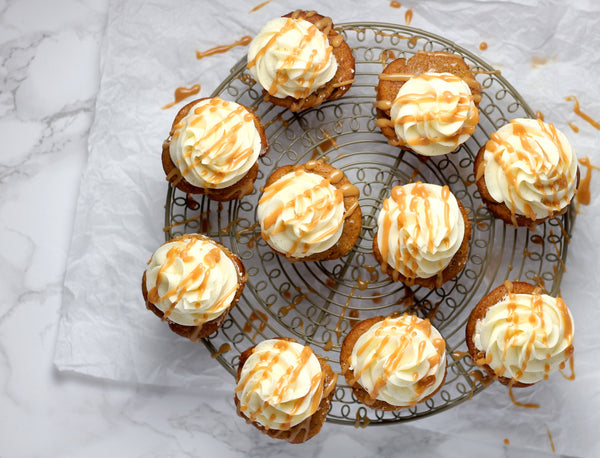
[{"left": 164, "top": 23, "right": 575, "bottom": 425}]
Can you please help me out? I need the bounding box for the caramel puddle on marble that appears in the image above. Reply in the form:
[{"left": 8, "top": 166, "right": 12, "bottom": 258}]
[
  {"left": 565, "top": 95, "right": 600, "bottom": 130},
  {"left": 161, "top": 84, "right": 201, "bottom": 109},
  {"left": 249, "top": 0, "right": 271, "bottom": 12},
  {"left": 577, "top": 156, "right": 600, "bottom": 206},
  {"left": 196, "top": 36, "right": 252, "bottom": 60}
]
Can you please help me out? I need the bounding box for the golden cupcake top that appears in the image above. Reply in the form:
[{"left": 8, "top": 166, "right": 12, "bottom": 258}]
[{"left": 169, "top": 97, "right": 262, "bottom": 189}]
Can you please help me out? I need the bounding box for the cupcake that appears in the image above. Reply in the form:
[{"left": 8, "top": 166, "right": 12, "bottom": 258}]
[
  {"left": 474, "top": 118, "right": 579, "bottom": 228},
  {"left": 257, "top": 160, "right": 362, "bottom": 262},
  {"left": 376, "top": 51, "right": 481, "bottom": 156},
  {"left": 466, "top": 281, "right": 574, "bottom": 387},
  {"left": 373, "top": 182, "right": 471, "bottom": 289},
  {"left": 247, "top": 10, "right": 355, "bottom": 111},
  {"left": 234, "top": 338, "right": 338, "bottom": 443},
  {"left": 162, "top": 97, "right": 268, "bottom": 200},
  {"left": 142, "top": 234, "right": 246, "bottom": 341},
  {"left": 340, "top": 314, "right": 447, "bottom": 410}
]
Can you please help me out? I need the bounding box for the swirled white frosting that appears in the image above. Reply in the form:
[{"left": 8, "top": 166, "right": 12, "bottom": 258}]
[
  {"left": 350, "top": 315, "right": 446, "bottom": 406},
  {"left": 474, "top": 292, "right": 574, "bottom": 384},
  {"left": 390, "top": 72, "right": 479, "bottom": 156},
  {"left": 169, "top": 97, "right": 261, "bottom": 189},
  {"left": 236, "top": 339, "right": 325, "bottom": 430},
  {"left": 247, "top": 17, "right": 338, "bottom": 99},
  {"left": 377, "top": 182, "right": 465, "bottom": 280},
  {"left": 482, "top": 118, "right": 577, "bottom": 220},
  {"left": 257, "top": 169, "right": 345, "bottom": 258},
  {"left": 145, "top": 236, "right": 239, "bottom": 326}
]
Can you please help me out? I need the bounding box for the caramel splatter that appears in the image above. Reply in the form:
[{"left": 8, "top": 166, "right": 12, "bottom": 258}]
[
  {"left": 576, "top": 156, "right": 600, "bottom": 206},
  {"left": 162, "top": 84, "right": 201, "bottom": 110},
  {"left": 196, "top": 36, "right": 252, "bottom": 60},
  {"left": 565, "top": 95, "right": 600, "bottom": 130},
  {"left": 249, "top": 0, "right": 271, "bottom": 13},
  {"left": 479, "top": 42, "right": 488, "bottom": 51}
]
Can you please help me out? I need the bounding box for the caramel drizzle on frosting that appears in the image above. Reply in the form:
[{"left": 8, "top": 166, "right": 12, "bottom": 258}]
[
  {"left": 380, "top": 182, "right": 453, "bottom": 282},
  {"left": 391, "top": 73, "right": 478, "bottom": 148},
  {"left": 172, "top": 97, "right": 256, "bottom": 187},
  {"left": 482, "top": 119, "right": 573, "bottom": 220},
  {"left": 148, "top": 239, "right": 236, "bottom": 325},
  {"left": 486, "top": 292, "right": 574, "bottom": 383},
  {"left": 260, "top": 164, "right": 357, "bottom": 257},
  {"left": 236, "top": 340, "right": 326, "bottom": 432},
  {"left": 247, "top": 14, "right": 335, "bottom": 99},
  {"left": 351, "top": 315, "right": 445, "bottom": 404}
]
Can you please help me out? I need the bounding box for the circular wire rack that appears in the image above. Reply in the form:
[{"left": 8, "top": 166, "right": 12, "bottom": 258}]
[{"left": 164, "top": 23, "right": 575, "bottom": 425}]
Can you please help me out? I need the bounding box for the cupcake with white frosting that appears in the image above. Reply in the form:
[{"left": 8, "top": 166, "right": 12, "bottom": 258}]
[
  {"left": 142, "top": 234, "right": 246, "bottom": 341},
  {"left": 340, "top": 314, "right": 447, "bottom": 410},
  {"left": 162, "top": 97, "right": 268, "bottom": 200},
  {"left": 474, "top": 118, "right": 579, "bottom": 228},
  {"left": 247, "top": 10, "right": 355, "bottom": 111},
  {"left": 235, "top": 338, "right": 337, "bottom": 443},
  {"left": 257, "top": 161, "right": 362, "bottom": 262},
  {"left": 376, "top": 51, "right": 481, "bottom": 156},
  {"left": 466, "top": 281, "right": 574, "bottom": 387},
  {"left": 373, "top": 182, "right": 471, "bottom": 289}
]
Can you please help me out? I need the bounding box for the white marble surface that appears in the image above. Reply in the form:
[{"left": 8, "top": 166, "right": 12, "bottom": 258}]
[{"left": 2, "top": 0, "right": 598, "bottom": 456}]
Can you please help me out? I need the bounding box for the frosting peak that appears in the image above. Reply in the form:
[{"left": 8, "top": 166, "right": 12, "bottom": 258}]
[
  {"left": 377, "top": 182, "right": 465, "bottom": 281},
  {"left": 236, "top": 339, "right": 326, "bottom": 430},
  {"left": 481, "top": 118, "right": 578, "bottom": 220},
  {"left": 257, "top": 169, "right": 345, "bottom": 258},
  {"left": 349, "top": 315, "right": 446, "bottom": 407},
  {"left": 390, "top": 72, "right": 479, "bottom": 156},
  {"left": 145, "top": 235, "right": 239, "bottom": 326},
  {"left": 474, "top": 292, "right": 574, "bottom": 384},
  {"left": 169, "top": 97, "right": 261, "bottom": 189},
  {"left": 247, "top": 17, "right": 338, "bottom": 99}
]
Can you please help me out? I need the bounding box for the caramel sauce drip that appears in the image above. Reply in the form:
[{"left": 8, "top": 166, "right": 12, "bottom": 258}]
[
  {"left": 504, "top": 438, "right": 510, "bottom": 445},
  {"left": 249, "top": 0, "right": 271, "bottom": 13},
  {"left": 576, "top": 156, "right": 600, "bottom": 206},
  {"left": 389, "top": 0, "right": 401, "bottom": 7},
  {"left": 354, "top": 411, "right": 371, "bottom": 428},
  {"left": 508, "top": 383, "right": 540, "bottom": 409},
  {"left": 163, "top": 214, "right": 202, "bottom": 232},
  {"left": 162, "top": 84, "right": 201, "bottom": 110},
  {"left": 568, "top": 122, "right": 579, "bottom": 133},
  {"left": 405, "top": 9, "right": 413, "bottom": 25},
  {"left": 196, "top": 36, "right": 252, "bottom": 60},
  {"left": 334, "top": 286, "right": 356, "bottom": 340},
  {"left": 211, "top": 343, "right": 232, "bottom": 359},
  {"left": 242, "top": 310, "right": 268, "bottom": 340},
  {"left": 565, "top": 95, "right": 600, "bottom": 129},
  {"left": 325, "top": 278, "right": 336, "bottom": 288},
  {"left": 279, "top": 294, "right": 306, "bottom": 316},
  {"left": 547, "top": 426, "right": 556, "bottom": 453},
  {"left": 451, "top": 351, "right": 470, "bottom": 360},
  {"left": 479, "top": 42, "right": 488, "bottom": 51},
  {"left": 559, "top": 345, "right": 575, "bottom": 380},
  {"left": 536, "top": 110, "right": 545, "bottom": 121}
]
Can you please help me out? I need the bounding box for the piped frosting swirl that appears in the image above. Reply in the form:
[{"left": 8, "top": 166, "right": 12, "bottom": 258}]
[
  {"left": 349, "top": 315, "right": 446, "bottom": 407},
  {"left": 169, "top": 97, "right": 261, "bottom": 189},
  {"left": 235, "top": 339, "right": 326, "bottom": 430},
  {"left": 480, "top": 118, "right": 578, "bottom": 220},
  {"left": 473, "top": 291, "right": 574, "bottom": 384},
  {"left": 390, "top": 72, "right": 479, "bottom": 156},
  {"left": 247, "top": 17, "right": 338, "bottom": 99},
  {"left": 145, "top": 235, "right": 239, "bottom": 326},
  {"left": 376, "top": 182, "right": 465, "bottom": 280}
]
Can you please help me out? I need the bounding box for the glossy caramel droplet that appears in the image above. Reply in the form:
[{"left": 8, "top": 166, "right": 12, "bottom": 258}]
[
  {"left": 162, "top": 84, "right": 201, "bottom": 109},
  {"left": 390, "top": 0, "right": 401, "bottom": 7},
  {"left": 479, "top": 41, "right": 488, "bottom": 51},
  {"left": 535, "top": 110, "right": 544, "bottom": 121},
  {"left": 196, "top": 36, "right": 252, "bottom": 60},
  {"left": 405, "top": 9, "right": 413, "bottom": 25}
]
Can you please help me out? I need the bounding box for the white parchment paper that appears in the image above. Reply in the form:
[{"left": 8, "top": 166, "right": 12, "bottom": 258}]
[{"left": 55, "top": 0, "right": 600, "bottom": 454}]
